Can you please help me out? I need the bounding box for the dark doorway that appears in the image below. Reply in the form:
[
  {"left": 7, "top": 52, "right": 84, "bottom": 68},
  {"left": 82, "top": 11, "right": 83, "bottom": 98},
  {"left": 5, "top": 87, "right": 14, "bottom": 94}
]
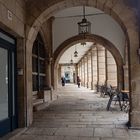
[{"left": 0, "top": 31, "right": 17, "bottom": 137}]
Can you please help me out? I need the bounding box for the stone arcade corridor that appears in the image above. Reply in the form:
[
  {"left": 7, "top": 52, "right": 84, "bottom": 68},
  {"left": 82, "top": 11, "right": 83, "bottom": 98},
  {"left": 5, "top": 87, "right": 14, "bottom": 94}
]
[{"left": 5, "top": 84, "right": 140, "bottom": 140}]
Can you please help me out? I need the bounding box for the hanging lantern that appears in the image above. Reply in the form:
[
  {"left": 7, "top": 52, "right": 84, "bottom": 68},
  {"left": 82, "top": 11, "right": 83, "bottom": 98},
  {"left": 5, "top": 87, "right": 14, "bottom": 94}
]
[
  {"left": 78, "top": 6, "right": 91, "bottom": 35},
  {"left": 74, "top": 51, "right": 78, "bottom": 57},
  {"left": 81, "top": 42, "right": 86, "bottom": 46},
  {"left": 74, "top": 46, "right": 78, "bottom": 57}
]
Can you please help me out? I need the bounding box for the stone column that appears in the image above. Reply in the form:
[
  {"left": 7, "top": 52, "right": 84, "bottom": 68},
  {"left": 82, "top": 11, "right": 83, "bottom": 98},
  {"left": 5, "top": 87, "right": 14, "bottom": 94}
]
[
  {"left": 78, "top": 62, "right": 80, "bottom": 84},
  {"left": 80, "top": 60, "right": 84, "bottom": 86},
  {"left": 93, "top": 47, "right": 98, "bottom": 90},
  {"left": 97, "top": 47, "right": 99, "bottom": 88},
  {"left": 98, "top": 45, "right": 106, "bottom": 85},
  {"left": 87, "top": 55, "right": 89, "bottom": 88},
  {"left": 106, "top": 51, "right": 117, "bottom": 87},
  {"left": 123, "top": 65, "right": 129, "bottom": 90},
  {"left": 105, "top": 49, "right": 108, "bottom": 86},
  {"left": 82, "top": 58, "right": 85, "bottom": 87},
  {"left": 45, "top": 58, "right": 52, "bottom": 88},
  {"left": 25, "top": 39, "right": 33, "bottom": 126},
  {"left": 76, "top": 64, "right": 79, "bottom": 84},
  {"left": 17, "top": 38, "right": 26, "bottom": 127},
  {"left": 58, "top": 65, "right": 61, "bottom": 85},
  {"left": 123, "top": 45, "right": 129, "bottom": 90},
  {"left": 129, "top": 17, "right": 140, "bottom": 128},
  {"left": 79, "top": 62, "right": 81, "bottom": 81},
  {"left": 91, "top": 49, "right": 94, "bottom": 90},
  {"left": 75, "top": 64, "right": 78, "bottom": 84},
  {"left": 45, "top": 17, "right": 55, "bottom": 89},
  {"left": 53, "top": 63, "right": 59, "bottom": 90},
  {"left": 87, "top": 53, "right": 91, "bottom": 89},
  {"left": 84, "top": 56, "right": 87, "bottom": 87}
]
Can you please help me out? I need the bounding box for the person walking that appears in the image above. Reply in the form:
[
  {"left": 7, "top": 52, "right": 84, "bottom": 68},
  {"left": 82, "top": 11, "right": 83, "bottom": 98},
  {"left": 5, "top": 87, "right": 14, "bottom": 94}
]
[
  {"left": 61, "top": 77, "right": 65, "bottom": 86},
  {"left": 77, "top": 76, "right": 81, "bottom": 88}
]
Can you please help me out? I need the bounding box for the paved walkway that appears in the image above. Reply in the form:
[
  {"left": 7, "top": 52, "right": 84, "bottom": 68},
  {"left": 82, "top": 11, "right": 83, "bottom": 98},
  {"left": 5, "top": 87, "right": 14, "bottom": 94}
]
[{"left": 8, "top": 84, "right": 140, "bottom": 140}]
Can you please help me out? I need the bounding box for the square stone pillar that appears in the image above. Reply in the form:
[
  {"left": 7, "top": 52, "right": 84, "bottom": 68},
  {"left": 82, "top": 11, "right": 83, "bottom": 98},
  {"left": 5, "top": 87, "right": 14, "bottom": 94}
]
[
  {"left": 17, "top": 38, "right": 26, "bottom": 127},
  {"left": 97, "top": 45, "right": 106, "bottom": 85},
  {"left": 91, "top": 47, "right": 98, "bottom": 90}
]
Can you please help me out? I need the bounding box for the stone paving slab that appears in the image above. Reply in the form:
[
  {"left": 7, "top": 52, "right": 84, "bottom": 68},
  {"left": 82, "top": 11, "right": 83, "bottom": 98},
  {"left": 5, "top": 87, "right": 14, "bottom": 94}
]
[
  {"left": 112, "top": 128, "right": 129, "bottom": 138},
  {"left": 55, "top": 128, "right": 81, "bottom": 136},
  {"left": 5, "top": 84, "right": 140, "bottom": 140},
  {"left": 94, "top": 128, "right": 113, "bottom": 137},
  {"left": 24, "top": 127, "right": 58, "bottom": 135}
]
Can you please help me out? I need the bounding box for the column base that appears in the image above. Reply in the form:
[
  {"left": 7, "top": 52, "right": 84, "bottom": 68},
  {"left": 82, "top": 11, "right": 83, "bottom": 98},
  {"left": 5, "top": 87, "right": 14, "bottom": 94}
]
[
  {"left": 128, "top": 126, "right": 140, "bottom": 130},
  {"left": 129, "top": 111, "right": 140, "bottom": 128},
  {"left": 121, "top": 121, "right": 140, "bottom": 130}
]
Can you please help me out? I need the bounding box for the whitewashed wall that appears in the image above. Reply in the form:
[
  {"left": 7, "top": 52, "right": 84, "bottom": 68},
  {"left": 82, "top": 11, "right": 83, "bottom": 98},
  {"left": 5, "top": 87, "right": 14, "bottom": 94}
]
[{"left": 53, "top": 6, "right": 125, "bottom": 59}]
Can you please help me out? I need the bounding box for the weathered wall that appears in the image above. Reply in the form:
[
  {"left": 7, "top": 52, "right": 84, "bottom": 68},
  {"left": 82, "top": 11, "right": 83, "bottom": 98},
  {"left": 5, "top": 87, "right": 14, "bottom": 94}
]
[
  {"left": 0, "top": 0, "right": 139, "bottom": 128},
  {"left": 107, "top": 51, "right": 117, "bottom": 86},
  {"left": 0, "top": 0, "right": 25, "bottom": 37}
]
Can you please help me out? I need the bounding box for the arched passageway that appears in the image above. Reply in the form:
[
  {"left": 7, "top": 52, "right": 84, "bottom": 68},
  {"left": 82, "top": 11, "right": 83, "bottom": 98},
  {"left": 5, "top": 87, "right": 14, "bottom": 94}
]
[
  {"left": 9, "top": 84, "right": 133, "bottom": 140},
  {"left": 21, "top": 0, "right": 140, "bottom": 129},
  {"left": 1, "top": 0, "right": 140, "bottom": 138},
  {"left": 53, "top": 34, "right": 124, "bottom": 91}
]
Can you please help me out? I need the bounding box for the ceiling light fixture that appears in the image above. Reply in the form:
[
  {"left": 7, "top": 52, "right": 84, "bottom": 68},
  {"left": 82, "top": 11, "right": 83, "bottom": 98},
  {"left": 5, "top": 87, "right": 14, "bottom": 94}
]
[
  {"left": 78, "top": 5, "right": 91, "bottom": 35},
  {"left": 74, "top": 45, "right": 78, "bottom": 57},
  {"left": 81, "top": 42, "right": 86, "bottom": 46}
]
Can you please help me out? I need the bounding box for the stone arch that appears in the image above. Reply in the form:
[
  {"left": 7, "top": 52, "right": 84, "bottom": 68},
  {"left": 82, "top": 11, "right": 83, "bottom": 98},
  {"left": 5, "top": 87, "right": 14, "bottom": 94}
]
[
  {"left": 26, "top": 0, "right": 138, "bottom": 54},
  {"left": 26, "top": 30, "right": 49, "bottom": 125},
  {"left": 25, "top": 0, "right": 139, "bottom": 126},
  {"left": 53, "top": 34, "right": 124, "bottom": 90},
  {"left": 38, "top": 30, "right": 48, "bottom": 53},
  {"left": 25, "top": 0, "right": 138, "bottom": 97}
]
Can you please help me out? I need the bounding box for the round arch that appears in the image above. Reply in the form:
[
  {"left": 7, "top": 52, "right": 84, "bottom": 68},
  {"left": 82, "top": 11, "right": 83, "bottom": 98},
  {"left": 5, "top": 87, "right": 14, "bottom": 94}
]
[
  {"left": 25, "top": 0, "right": 136, "bottom": 58},
  {"left": 53, "top": 34, "right": 124, "bottom": 90},
  {"left": 24, "top": 0, "right": 139, "bottom": 127}
]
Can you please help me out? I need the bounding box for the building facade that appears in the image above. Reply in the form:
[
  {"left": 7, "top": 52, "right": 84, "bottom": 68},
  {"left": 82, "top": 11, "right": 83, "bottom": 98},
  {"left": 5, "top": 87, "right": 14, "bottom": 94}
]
[{"left": 0, "top": 0, "right": 140, "bottom": 136}]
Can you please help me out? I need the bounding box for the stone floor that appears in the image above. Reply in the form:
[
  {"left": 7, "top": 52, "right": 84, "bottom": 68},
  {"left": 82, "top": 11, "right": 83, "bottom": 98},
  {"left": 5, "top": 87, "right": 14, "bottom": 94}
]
[{"left": 6, "top": 84, "right": 140, "bottom": 140}]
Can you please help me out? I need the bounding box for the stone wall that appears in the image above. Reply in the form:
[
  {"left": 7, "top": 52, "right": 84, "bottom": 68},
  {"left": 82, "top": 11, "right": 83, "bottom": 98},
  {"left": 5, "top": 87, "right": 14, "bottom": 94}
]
[
  {"left": 98, "top": 45, "right": 106, "bottom": 85},
  {"left": 0, "top": 0, "right": 140, "bottom": 129},
  {"left": 92, "top": 47, "right": 98, "bottom": 90},
  {"left": 77, "top": 45, "right": 118, "bottom": 90},
  {"left": 107, "top": 51, "right": 117, "bottom": 86},
  {"left": 0, "top": 0, "right": 26, "bottom": 128},
  {"left": 0, "top": 0, "right": 25, "bottom": 37}
]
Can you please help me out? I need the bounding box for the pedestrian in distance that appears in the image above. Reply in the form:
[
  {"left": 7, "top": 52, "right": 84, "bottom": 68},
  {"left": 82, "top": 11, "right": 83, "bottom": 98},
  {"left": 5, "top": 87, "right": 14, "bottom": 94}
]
[
  {"left": 77, "top": 76, "right": 81, "bottom": 88},
  {"left": 61, "top": 77, "right": 66, "bottom": 86}
]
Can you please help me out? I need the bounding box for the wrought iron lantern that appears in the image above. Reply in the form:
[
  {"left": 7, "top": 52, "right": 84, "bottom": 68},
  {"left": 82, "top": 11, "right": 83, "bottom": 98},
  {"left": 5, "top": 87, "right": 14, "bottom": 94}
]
[
  {"left": 81, "top": 42, "right": 86, "bottom": 46},
  {"left": 78, "top": 6, "right": 91, "bottom": 35},
  {"left": 74, "top": 46, "right": 78, "bottom": 57}
]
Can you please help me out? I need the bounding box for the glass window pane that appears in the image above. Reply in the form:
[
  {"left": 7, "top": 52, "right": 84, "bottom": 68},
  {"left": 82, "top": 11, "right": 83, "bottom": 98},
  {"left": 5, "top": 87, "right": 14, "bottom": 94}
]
[
  {"left": 40, "top": 76, "right": 45, "bottom": 90},
  {"left": 32, "top": 57, "right": 38, "bottom": 72},
  {"left": 0, "top": 48, "right": 8, "bottom": 120},
  {"left": 32, "top": 34, "right": 46, "bottom": 92},
  {"left": 32, "top": 41, "right": 38, "bottom": 55},
  {"left": 39, "top": 60, "right": 45, "bottom": 73},
  {"left": 39, "top": 44, "right": 45, "bottom": 57},
  {"left": 32, "top": 75, "right": 38, "bottom": 91},
  {"left": 0, "top": 32, "right": 15, "bottom": 44},
  {"left": 12, "top": 52, "right": 15, "bottom": 116}
]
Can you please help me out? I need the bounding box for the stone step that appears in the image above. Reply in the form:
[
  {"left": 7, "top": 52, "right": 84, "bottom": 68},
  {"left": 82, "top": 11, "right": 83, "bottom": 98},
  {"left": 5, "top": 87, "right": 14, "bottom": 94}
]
[
  {"left": 33, "top": 99, "right": 44, "bottom": 106},
  {"left": 33, "top": 101, "right": 50, "bottom": 112}
]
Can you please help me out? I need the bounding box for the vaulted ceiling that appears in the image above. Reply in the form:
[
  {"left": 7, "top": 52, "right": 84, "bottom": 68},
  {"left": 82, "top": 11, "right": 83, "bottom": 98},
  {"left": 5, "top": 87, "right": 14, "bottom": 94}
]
[
  {"left": 59, "top": 42, "right": 93, "bottom": 64},
  {"left": 53, "top": 6, "right": 125, "bottom": 64}
]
